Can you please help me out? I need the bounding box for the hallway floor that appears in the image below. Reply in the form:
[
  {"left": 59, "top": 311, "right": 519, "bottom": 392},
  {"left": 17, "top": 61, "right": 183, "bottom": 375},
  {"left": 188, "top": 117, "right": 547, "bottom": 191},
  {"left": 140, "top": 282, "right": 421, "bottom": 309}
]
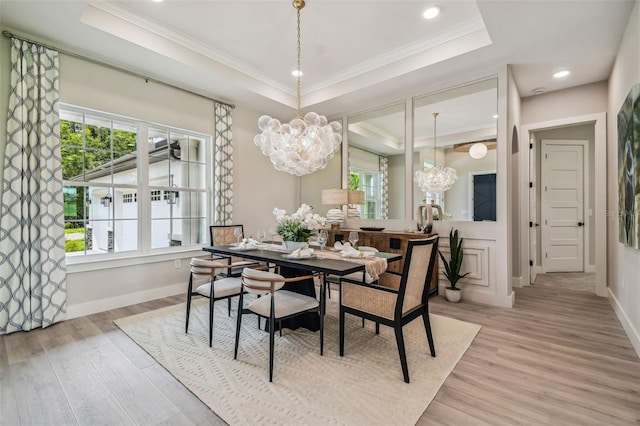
[{"left": 533, "top": 272, "right": 596, "bottom": 293}]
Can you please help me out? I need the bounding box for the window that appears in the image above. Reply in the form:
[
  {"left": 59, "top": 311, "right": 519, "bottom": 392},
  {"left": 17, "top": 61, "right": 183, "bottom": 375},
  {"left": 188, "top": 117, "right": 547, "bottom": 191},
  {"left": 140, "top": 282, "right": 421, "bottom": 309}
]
[
  {"left": 61, "top": 105, "right": 211, "bottom": 257},
  {"left": 122, "top": 193, "right": 137, "bottom": 204},
  {"left": 350, "top": 169, "right": 380, "bottom": 219}
]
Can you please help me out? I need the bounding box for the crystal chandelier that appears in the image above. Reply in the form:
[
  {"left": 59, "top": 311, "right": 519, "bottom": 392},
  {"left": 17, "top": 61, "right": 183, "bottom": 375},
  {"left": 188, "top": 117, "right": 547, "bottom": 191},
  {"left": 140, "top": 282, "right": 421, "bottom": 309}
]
[
  {"left": 254, "top": 0, "right": 342, "bottom": 176},
  {"left": 414, "top": 112, "right": 458, "bottom": 197}
]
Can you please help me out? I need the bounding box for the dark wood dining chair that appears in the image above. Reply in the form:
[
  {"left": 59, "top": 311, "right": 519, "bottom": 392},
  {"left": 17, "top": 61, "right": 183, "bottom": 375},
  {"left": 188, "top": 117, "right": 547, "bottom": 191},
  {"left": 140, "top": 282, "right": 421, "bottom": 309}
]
[
  {"left": 339, "top": 236, "right": 439, "bottom": 383},
  {"left": 234, "top": 267, "right": 324, "bottom": 382}
]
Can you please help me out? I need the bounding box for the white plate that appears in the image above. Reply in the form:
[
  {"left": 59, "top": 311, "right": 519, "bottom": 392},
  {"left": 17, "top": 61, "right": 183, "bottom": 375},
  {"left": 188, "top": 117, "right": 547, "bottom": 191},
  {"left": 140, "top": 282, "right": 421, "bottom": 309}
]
[
  {"left": 229, "top": 245, "right": 258, "bottom": 251},
  {"left": 281, "top": 254, "right": 316, "bottom": 260}
]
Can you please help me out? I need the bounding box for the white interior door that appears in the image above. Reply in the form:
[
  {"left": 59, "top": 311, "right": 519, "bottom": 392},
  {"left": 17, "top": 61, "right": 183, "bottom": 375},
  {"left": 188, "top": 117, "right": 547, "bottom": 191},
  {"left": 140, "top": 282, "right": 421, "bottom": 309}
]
[
  {"left": 541, "top": 141, "right": 585, "bottom": 272},
  {"left": 529, "top": 136, "right": 537, "bottom": 283}
]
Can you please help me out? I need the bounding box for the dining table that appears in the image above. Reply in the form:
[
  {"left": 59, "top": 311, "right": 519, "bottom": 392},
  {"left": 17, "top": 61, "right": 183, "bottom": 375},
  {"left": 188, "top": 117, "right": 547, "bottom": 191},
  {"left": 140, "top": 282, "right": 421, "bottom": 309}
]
[{"left": 203, "top": 243, "right": 402, "bottom": 332}]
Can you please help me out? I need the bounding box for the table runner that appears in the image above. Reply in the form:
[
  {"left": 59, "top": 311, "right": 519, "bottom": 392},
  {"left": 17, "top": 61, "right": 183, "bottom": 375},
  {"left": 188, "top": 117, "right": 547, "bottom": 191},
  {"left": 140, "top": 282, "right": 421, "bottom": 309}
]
[{"left": 312, "top": 249, "right": 388, "bottom": 280}]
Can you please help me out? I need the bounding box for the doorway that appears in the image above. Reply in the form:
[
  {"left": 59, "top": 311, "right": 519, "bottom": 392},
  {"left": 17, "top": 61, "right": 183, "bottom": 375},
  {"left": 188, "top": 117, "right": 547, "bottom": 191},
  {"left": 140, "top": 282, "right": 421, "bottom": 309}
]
[{"left": 520, "top": 113, "right": 606, "bottom": 297}]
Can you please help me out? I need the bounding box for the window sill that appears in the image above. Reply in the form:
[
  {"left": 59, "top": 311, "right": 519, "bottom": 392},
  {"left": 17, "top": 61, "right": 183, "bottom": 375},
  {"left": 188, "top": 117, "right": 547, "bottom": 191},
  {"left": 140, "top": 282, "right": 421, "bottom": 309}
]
[{"left": 66, "top": 246, "right": 207, "bottom": 274}]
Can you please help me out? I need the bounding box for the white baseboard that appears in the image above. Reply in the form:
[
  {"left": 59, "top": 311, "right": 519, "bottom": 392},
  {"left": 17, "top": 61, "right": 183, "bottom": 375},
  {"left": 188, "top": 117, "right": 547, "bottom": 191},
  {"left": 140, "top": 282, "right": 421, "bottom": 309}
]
[
  {"left": 438, "top": 284, "right": 514, "bottom": 308},
  {"left": 608, "top": 288, "right": 640, "bottom": 359},
  {"left": 585, "top": 264, "right": 596, "bottom": 273},
  {"left": 66, "top": 282, "right": 186, "bottom": 320},
  {"left": 512, "top": 277, "right": 524, "bottom": 288}
]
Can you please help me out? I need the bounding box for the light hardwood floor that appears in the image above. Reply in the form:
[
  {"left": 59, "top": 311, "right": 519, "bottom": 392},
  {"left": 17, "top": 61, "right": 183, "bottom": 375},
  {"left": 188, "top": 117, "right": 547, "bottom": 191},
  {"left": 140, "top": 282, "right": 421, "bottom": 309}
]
[{"left": 1, "top": 284, "right": 638, "bottom": 425}]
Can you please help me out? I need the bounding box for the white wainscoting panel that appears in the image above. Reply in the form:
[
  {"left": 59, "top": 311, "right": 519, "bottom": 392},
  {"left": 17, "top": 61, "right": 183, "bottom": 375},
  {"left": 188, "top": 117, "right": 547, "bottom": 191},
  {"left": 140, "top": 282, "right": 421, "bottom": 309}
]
[{"left": 438, "top": 242, "right": 490, "bottom": 287}]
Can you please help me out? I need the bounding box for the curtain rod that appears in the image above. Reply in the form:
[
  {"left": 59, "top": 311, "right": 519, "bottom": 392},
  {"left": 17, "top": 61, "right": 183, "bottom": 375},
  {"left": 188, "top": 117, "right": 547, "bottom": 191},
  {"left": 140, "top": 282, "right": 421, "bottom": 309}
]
[{"left": 2, "top": 30, "right": 235, "bottom": 109}]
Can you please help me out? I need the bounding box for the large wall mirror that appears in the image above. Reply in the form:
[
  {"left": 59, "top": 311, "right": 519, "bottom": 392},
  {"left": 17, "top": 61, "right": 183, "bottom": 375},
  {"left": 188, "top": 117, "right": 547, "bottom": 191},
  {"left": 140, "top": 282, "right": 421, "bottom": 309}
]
[
  {"left": 300, "top": 77, "right": 498, "bottom": 223},
  {"left": 413, "top": 78, "right": 498, "bottom": 221},
  {"left": 347, "top": 103, "right": 405, "bottom": 220}
]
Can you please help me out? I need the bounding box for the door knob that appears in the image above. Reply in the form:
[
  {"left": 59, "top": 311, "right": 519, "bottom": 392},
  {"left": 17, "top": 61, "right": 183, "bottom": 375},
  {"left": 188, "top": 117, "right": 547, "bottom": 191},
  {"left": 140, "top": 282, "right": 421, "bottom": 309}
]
[{"left": 577, "top": 222, "right": 584, "bottom": 226}]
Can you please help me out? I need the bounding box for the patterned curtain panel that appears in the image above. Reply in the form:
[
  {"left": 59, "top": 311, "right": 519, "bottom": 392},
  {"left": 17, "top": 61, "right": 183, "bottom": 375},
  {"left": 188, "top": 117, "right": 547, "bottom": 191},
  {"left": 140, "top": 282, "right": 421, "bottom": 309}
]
[
  {"left": 379, "top": 156, "right": 389, "bottom": 219},
  {"left": 214, "top": 103, "right": 233, "bottom": 225},
  {"left": 0, "top": 38, "right": 66, "bottom": 334}
]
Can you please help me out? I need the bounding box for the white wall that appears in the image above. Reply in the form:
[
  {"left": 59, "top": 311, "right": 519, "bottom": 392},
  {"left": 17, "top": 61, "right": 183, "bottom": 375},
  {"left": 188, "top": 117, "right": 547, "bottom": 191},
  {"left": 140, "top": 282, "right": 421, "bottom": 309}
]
[
  {"left": 607, "top": 1, "right": 640, "bottom": 356},
  {"left": 507, "top": 66, "right": 522, "bottom": 285},
  {"left": 53, "top": 54, "right": 298, "bottom": 317},
  {"left": 300, "top": 149, "right": 342, "bottom": 216},
  {"left": 522, "top": 81, "right": 608, "bottom": 124}
]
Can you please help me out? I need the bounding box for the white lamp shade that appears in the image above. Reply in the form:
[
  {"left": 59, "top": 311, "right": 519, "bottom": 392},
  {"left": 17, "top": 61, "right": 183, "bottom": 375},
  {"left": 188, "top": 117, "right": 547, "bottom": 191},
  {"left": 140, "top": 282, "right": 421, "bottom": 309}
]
[
  {"left": 321, "top": 188, "right": 349, "bottom": 205},
  {"left": 348, "top": 190, "right": 365, "bottom": 204},
  {"left": 469, "top": 143, "right": 488, "bottom": 159}
]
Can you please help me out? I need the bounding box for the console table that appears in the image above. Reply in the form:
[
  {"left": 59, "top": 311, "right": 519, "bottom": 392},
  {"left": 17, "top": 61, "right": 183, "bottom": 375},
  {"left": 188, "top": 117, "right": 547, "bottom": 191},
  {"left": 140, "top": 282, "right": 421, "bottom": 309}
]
[{"left": 326, "top": 228, "right": 439, "bottom": 295}]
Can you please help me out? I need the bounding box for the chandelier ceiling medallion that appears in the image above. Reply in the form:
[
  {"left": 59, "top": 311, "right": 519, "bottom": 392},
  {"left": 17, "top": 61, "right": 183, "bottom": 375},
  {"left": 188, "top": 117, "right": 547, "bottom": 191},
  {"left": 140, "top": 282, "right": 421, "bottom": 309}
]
[
  {"left": 413, "top": 112, "right": 458, "bottom": 197},
  {"left": 254, "top": 0, "right": 342, "bottom": 176}
]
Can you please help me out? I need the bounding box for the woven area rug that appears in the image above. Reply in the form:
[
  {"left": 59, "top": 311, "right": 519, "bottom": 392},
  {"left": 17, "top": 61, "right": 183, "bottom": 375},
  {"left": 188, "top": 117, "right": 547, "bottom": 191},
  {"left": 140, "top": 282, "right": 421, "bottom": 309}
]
[{"left": 115, "top": 295, "right": 480, "bottom": 425}]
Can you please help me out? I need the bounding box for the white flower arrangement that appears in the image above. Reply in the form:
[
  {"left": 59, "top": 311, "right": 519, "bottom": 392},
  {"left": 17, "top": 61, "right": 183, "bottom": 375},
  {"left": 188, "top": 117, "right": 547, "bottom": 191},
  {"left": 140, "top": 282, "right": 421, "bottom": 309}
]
[{"left": 273, "top": 204, "right": 327, "bottom": 242}]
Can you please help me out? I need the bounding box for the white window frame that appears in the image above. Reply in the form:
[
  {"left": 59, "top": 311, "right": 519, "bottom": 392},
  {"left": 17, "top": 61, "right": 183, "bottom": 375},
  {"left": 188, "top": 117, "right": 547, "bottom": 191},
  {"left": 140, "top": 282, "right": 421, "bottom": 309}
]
[
  {"left": 350, "top": 167, "right": 381, "bottom": 219},
  {"left": 61, "top": 104, "right": 214, "bottom": 269}
]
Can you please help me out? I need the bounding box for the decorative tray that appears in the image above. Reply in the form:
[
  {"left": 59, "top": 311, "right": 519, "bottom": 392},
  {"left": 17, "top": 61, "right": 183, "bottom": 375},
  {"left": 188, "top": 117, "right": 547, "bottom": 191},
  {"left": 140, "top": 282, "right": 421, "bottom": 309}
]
[{"left": 360, "top": 227, "right": 385, "bottom": 232}]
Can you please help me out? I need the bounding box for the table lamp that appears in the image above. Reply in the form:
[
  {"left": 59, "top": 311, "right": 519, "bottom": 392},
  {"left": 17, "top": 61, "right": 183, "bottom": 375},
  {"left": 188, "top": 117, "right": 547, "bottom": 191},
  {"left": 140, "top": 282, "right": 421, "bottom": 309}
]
[
  {"left": 321, "top": 189, "right": 348, "bottom": 229},
  {"left": 348, "top": 190, "right": 364, "bottom": 218}
]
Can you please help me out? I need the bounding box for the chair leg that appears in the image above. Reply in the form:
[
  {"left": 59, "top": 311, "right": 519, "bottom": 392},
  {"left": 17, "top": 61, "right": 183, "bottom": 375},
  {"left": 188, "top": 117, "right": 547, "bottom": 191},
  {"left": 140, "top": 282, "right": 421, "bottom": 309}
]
[
  {"left": 279, "top": 321, "right": 282, "bottom": 337},
  {"left": 375, "top": 322, "right": 380, "bottom": 335},
  {"left": 394, "top": 326, "right": 410, "bottom": 383},
  {"left": 209, "top": 297, "right": 215, "bottom": 347},
  {"left": 269, "top": 297, "right": 276, "bottom": 382},
  {"left": 319, "top": 309, "right": 324, "bottom": 356},
  {"left": 339, "top": 307, "right": 345, "bottom": 356},
  {"left": 185, "top": 273, "right": 194, "bottom": 333},
  {"left": 227, "top": 297, "right": 232, "bottom": 316},
  {"left": 234, "top": 292, "right": 244, "bottom": 359},
  {"left": 423, "top": 312, "right": 436, "bottom": 357}
]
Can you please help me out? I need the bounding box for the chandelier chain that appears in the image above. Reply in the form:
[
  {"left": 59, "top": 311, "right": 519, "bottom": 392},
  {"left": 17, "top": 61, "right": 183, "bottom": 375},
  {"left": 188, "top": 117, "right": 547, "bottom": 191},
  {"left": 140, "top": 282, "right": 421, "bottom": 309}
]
[
  {"left": 296, "top": 5, "right": 302, "bottom": 119},
  {"left": 433, "top": 112, "right": 439, "bottom": 163},
  {"left": 254, "top": 0, "right": 342, "bottom": 177}
]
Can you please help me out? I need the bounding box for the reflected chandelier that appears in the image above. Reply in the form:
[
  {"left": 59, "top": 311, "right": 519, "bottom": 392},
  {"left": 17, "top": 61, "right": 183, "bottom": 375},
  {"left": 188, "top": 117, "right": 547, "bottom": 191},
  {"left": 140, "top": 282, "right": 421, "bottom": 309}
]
[
  {"left": 414, "top": 112, "right": 458, "bottom": 196},
  {"left": 254, "top": 0, "right": 342, "bottom": 176}
]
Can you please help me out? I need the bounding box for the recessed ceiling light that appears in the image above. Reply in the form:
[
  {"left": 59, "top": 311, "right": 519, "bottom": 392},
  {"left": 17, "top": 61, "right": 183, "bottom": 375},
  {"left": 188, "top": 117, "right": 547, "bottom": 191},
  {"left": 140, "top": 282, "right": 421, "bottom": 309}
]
[
  {"left": 292, "top": 69, "right": 303, "bottom": 77},
  {"left": 423, "top": 6, "right": 440, "bottom": 20},
  {"left": 493, "top": 114, "right": 498, "bottom": 119},
  {"left": 151, "top": 0, "right": 163, "bottom": 3},
  {"left": 553, "top": 70, "right": 570, "bottom": 78}
]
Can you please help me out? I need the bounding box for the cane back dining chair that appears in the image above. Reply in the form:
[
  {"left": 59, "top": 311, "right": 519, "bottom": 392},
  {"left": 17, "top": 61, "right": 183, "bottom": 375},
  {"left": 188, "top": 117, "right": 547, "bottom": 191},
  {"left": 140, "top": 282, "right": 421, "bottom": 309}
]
[
  {"left": 209, "top": 224, "right": 259, "bottom": 277},
  {"left": 185, "top": 257, "right": 246, "bottom": 347},
  {"left": 234, "top": 267, "right": 324, "bottom": 382},
  {"left": 339, "top": 236, "right": 439, "bottom": 383}
]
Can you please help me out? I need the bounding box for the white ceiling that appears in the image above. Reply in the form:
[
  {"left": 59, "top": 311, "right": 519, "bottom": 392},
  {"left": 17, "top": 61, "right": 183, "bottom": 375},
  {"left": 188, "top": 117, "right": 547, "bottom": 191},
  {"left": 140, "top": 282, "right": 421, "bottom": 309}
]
[{"left": 0, "top": 0, "right": 635, "bottom": 120}]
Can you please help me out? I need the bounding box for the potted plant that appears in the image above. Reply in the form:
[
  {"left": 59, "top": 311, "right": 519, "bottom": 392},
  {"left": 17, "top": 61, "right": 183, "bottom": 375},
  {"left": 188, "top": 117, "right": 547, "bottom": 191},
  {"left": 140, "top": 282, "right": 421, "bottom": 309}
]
[{"left": 439, "top": 228, "right": 470, "bottom": 302}]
